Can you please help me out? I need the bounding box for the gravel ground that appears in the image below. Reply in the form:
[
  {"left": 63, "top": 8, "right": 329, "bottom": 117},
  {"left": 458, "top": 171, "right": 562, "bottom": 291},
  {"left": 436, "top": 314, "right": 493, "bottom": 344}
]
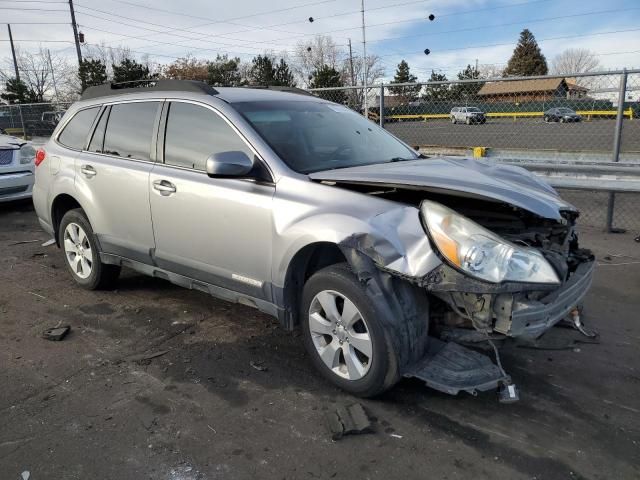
[
  {"left": 1, "top": 201, "right": 639, "bottom": 480},
  {"left": 386, "top": 118, "right": 640, "bottom": 153}
]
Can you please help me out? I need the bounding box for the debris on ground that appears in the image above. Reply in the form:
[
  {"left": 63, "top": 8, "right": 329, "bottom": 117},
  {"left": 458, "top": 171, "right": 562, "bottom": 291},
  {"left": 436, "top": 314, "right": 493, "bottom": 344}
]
[
  {"left": 9, "top": 239, "right": 40, "bottom": 246},
  {"left": 42, "top": 238, "right": 56, "bottom": 247},
  {"left": 128, "top": 350, "right": 170, "bottom": 364},
  {"left": 42, "top": 325, "right": 71, "bottom": 341},
  {"left": 21, "top": 471, "right": 30, "bottom": 480},
  {"left": 325, "top": 403, "right": 373, "bottom": 440},
  {"left": 250, "top": 360, "right": 267, "bottom": 372}
]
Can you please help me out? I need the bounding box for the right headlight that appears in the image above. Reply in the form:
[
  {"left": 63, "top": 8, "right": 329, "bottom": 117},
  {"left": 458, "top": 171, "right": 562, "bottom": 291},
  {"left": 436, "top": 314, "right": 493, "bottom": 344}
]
[{"left": 421, "top": 200, "right": 560, "bottom": 284}]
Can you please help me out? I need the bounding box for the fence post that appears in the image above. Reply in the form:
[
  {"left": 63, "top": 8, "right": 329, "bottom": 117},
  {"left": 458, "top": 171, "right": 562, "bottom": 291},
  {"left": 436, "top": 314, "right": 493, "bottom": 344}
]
[
  {"left": 606, "top": 69, "right": 628, "bottom": 233},
  {"left": 379, "top": 83, "right": 385, "bottom": 128},
  {"left": 17, "top": 104, "right": 27, "bottom": 140}
]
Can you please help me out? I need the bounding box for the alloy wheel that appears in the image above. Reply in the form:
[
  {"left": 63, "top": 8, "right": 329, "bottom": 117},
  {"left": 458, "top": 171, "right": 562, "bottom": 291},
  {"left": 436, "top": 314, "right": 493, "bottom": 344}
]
[
  {"left": 63, "top": 222, "right": 93, "bottom": 279},
  {"left": 308, "top": 290, "right": 372, "bottom": 380}
]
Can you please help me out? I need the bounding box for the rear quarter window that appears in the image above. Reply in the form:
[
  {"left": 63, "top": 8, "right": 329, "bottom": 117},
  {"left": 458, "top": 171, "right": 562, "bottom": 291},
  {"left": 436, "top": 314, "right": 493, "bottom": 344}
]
[{"left": 57, "top": 107, "right": 100, "bottom": 150}]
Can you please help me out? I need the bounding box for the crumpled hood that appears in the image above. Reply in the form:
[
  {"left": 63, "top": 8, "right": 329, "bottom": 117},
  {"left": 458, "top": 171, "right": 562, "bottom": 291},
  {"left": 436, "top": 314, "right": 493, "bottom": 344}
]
[
  {"left": 0, "top": 134, "right": 27, "bottom": 149},
  {"left": 309, "top": 157, "right": 576, "bottom": 220}
]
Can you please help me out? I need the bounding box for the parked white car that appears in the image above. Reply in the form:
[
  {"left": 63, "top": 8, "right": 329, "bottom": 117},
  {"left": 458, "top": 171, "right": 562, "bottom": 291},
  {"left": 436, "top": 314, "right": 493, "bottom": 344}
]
[{"left": 0, "top": 134, "right": 37, "bottom": 202}]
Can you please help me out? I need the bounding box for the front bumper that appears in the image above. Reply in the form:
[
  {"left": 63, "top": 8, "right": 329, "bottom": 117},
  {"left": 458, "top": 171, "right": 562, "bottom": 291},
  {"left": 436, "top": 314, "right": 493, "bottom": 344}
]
[
  {"left": 0, "top": 170, "right": 34, "bottom": 202},
  {"left": 508, "top": 259, "right": 595, "bottom": 338},
  {"left": 424, "top": 257, "right": 595, "bottom": 339}
]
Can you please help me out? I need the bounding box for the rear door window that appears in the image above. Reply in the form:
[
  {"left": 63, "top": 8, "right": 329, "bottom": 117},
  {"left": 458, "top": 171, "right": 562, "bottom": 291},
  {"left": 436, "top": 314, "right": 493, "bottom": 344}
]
[
  {"left": 103, "top": 102, "right": 159, "bottom": 161},
  {"left": 57, "top": 107, "right": 100, "bottom": 150}
]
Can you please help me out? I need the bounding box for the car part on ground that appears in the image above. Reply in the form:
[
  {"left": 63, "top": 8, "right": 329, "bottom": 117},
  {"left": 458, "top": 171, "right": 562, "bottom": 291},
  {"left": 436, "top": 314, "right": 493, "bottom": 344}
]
[{"left": 32, "top": 80, "right": 596, "bottom": 402}]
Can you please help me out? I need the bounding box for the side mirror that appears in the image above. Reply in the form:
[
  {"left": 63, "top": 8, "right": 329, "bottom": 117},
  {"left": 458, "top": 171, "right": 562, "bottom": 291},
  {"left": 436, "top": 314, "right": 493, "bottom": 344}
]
[{"left": 205, "top": 151, "right": 253, "bottom": 178}]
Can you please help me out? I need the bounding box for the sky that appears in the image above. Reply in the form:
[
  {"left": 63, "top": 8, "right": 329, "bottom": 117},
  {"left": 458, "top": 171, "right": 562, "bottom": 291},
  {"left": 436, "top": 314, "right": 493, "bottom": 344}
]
[{"left": 1, "top": 0, "right": 640, "bottom": 81}]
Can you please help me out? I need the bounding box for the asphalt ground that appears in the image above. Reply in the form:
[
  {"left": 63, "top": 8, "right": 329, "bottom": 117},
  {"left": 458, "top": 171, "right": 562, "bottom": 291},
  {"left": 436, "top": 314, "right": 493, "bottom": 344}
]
[
  {"left": 386, "top": 118, "right": 640, "bottom": 153},
  {"left": 1, "top": 201, "right": 639, "bottom": 480}
]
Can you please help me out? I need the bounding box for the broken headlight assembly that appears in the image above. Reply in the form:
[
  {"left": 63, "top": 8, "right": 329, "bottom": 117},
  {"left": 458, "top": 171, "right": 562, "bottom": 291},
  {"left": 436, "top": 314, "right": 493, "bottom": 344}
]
[{"left": 420, "top": 200, "right": 560, "bottom": 284}]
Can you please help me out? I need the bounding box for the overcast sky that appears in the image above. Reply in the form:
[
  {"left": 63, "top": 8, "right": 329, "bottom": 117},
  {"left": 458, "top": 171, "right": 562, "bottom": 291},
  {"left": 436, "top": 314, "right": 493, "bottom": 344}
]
[{"left": 1, "top": 0, "right": 639, "bottom": 80}]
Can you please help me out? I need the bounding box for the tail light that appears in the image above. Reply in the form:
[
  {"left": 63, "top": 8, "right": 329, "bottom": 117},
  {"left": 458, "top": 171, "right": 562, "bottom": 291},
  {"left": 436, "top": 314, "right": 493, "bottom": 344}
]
[{"left": 35, "top": 148, "right": 46, "bottom": 167}]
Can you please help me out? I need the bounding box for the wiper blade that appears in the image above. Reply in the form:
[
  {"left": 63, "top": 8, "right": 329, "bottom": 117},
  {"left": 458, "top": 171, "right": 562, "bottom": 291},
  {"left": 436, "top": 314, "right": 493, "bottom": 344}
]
[{"left": 389, "top": 156, "right": 425, "bottom": 162}]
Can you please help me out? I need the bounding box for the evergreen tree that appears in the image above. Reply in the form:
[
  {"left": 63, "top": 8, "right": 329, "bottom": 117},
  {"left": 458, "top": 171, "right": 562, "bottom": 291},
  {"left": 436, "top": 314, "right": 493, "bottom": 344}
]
[
  {"left": 273, "top": 58, "right": 296, "bottom": 87},
  {"left": 78, "top": 59, "right": 107, "bottom": 90},
  {"left": 208, "top": 55, "right": 242, "bottom": 86},
  {"left": 249, "top": 55, "right": 296, "bottom": 87},
  {"left": 309, "top": 65, "right": 344, "bottom": 102},
  {"left": 389, "top": 60, "right": 420, "bottom": 103},
  {"left": 422, "top": 71, "right": 451, "bottom": 101},
  {"left": 452, "top": 64, "right": 482, "bottom": 97},
  {"left": 112, "top": 58, "right": 151, "bottom": 83},
  {"left": 503, "top": 29, "right": 548, "bottom": 77},
  {"left": 249, "top": 55, "right": 276, "bottom": 86},
  {"left": 0, "top": 78, "right": 38, "bottom": 104}
]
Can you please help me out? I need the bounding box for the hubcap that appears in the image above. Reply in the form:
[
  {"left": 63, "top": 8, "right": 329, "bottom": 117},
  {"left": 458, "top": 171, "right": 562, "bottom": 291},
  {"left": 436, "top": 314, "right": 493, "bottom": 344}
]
[
  {"left": 63, "top": 223, "right": 93, "bottom": 279},
  {"left": 308, "top": 290, "right": 372, "bottom": 381}
]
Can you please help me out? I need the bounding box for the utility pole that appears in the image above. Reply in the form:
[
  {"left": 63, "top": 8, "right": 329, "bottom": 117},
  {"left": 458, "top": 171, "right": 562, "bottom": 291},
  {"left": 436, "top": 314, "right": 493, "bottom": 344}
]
[
  {"left": 347, "top": 38, "right": 356, "bottom": 107},
  {"left": 361, "top": 0, "right": 368, "bottom": 118},
  {"left": 47, "top": 49, "right": 60, "bottom": 103},
  {"left": 68, "top": 0, "right": 83, "bottom": 68},
  {"left": 7, "top": 24, "right": 20, "bottom": 82}
]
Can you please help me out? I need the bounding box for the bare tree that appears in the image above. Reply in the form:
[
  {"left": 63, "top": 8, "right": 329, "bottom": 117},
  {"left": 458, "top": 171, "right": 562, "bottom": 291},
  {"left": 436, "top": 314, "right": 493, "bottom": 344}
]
[
  {"left": 477, "top": 63, "right": 504, "bottom": 80},
  {"left": 0, "top": 47, "right": 76, "bottom": 102},
  {"left": 293, "top": 35, "right": 344, "bottom": 86},
  {"left": 341, "top": 53, "right": 385, "bottom": 108},
  {"left": 82, "top": 42, "right": 134, "bottom": 79},
  {"left": 551, "top": 48, "right": 601, "bottom": 75}
]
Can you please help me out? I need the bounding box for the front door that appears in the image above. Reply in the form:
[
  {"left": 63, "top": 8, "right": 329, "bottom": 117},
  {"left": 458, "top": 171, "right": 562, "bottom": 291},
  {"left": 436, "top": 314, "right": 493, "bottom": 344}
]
[{"left": 149, "top": 101, "right": 275, "bottom": 301}]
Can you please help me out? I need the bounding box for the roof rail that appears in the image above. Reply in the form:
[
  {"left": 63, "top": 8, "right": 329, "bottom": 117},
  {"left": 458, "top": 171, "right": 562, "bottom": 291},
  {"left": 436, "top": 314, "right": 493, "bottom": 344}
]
[
  {"left": 81, "top": 79, "right": 218, "bottom": 100},
  {"left": 241, "top": 85, "right": 315, "bottom": 97}
]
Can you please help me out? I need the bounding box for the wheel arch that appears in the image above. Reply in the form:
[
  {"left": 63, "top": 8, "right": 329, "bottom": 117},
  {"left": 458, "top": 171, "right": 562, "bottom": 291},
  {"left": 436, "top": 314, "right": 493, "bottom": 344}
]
[
  {"left": 51, "top": 193, "right": 86, "bottom": 247},
  {"left": 280, "top": 241, "right": 347, "bottom": 329}
]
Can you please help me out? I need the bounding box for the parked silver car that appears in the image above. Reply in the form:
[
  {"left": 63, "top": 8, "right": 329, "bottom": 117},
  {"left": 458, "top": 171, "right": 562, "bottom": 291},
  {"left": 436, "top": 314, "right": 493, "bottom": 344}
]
[
  {"left": 33, "top": 80, "right": 594, "bottom": 400},
  {"left": 0, "top": 133, "right": 36, "bottom": 202},
  {"left": 450, "top": 106, "right": 486, "bottom": 124}
]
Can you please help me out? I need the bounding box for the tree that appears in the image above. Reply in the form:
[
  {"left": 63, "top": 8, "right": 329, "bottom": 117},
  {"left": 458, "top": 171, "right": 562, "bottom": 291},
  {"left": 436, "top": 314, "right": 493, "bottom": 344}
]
[
  {"left": 294, "top": 35, "right": 342, "bottom": 86},
  {"left": 422, "top": 71, "right": 451, "bottom": 101},
  {"left": 249, "top": 55, "right": 295, "bottom": 87},
  {"left": 503, "top": 29, "right": 548, "bottom": 77},
  {"left": 452, "top": 64, "right": 482, "bottom": 97},
  {"left": 249, "top": 55, "right": 276, "bottom": 85},
  {"left": 389, "top": 60, "right": 420, "bottom": 104},
  {"left": 274, "top": 58, "right": 296, "bottom": 87},
  {"left": 163, "top": 55, "right": 208, "bottom": 82},
  {"left": 0, "top": 78, "right": 38, "bottom": 104},
  {"left": 342, "top": 53, "right": 385, "bottom": 108},
  {"left": 309, "top": 65, "right": 344, "bottom": 102},
  {"left": 0, "top": 47, "right": 75, "bottom": 102},
  {"left": 112, "top": 58, "right": 150, "bottom": 83},
  {"left": 208, "top": 55, "right": 242, "bottom": 86},
  {"left": 78, "top": 59, "right": 107, "bottom": 90},
  {"left": 551, "top": 48, "right": 601, "bottom": 74}
]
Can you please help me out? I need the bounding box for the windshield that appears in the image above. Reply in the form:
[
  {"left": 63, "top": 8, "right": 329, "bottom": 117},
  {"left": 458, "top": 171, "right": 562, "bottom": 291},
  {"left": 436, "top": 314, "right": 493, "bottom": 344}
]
[
  {"left": 232, "top": 100, "right": 419, "bottom": 173},
  {"left": 558, "top": 108, "right": 575, "bottom": 114},
  {"left": 466, "top": 107, "right": 481, "bottom": 112}
]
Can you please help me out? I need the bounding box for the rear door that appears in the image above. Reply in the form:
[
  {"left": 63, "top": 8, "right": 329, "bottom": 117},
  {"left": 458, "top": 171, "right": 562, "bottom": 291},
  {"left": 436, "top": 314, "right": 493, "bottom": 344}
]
[
  {"left": 74, "top": 101, "right": 161, "bottom": 263},
  {"left": 149, "top": 100, "right": 275, "bottom": 300}
]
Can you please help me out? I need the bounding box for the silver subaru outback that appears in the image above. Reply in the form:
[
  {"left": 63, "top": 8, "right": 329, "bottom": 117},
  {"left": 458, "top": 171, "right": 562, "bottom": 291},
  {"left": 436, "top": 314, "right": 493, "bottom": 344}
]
[{"left": 33, "top": 80, "right": 595, "bottom": 401}]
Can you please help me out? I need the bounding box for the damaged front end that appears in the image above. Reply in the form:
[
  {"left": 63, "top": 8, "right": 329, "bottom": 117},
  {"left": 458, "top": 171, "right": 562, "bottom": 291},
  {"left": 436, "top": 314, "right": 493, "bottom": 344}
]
[{"left": 329, "top": 182, "right": 594, "bottom": 402}]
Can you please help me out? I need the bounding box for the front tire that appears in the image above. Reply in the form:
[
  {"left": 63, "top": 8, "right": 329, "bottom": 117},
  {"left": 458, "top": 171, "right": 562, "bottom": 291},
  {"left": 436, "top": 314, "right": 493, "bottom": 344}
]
[
  {"left": 451, "top": 116, "right": 456, "bottom": 124},
  {"left": 301, "top": 264, "right": 400, "bottom": 397},
  {"left": 59, "top": 209, "right": 121, "bottom": 290}
]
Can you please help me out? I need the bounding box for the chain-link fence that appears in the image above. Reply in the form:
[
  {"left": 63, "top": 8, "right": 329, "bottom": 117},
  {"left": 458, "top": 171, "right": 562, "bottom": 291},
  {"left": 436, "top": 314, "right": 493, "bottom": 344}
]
[
  {"left": 0, "top": 102, "right": 71, "bottom": 139},
  {"left": 310, "top": 70, "right": 640, "bottom": 233}
]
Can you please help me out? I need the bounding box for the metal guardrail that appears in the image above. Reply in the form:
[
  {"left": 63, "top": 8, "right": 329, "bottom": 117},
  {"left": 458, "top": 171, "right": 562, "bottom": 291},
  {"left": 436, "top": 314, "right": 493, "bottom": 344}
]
[{"left": 488, "top": 159, "right": 640, "bottom": 193}]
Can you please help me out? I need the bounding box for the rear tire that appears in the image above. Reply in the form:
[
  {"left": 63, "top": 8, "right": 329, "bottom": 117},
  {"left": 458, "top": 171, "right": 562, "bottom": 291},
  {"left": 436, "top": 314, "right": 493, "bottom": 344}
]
[
  {"left": 300, "top": 263, "right": 400, "bottom": 397},
  {"left": 451, "top": 116, "right": 456, "bottom": 124},
  {"left": 466, "top": 118, "right": 471, "bottom": 125},
  {"left": 59, "top": 209, "right": 121, "bottom": 290}
]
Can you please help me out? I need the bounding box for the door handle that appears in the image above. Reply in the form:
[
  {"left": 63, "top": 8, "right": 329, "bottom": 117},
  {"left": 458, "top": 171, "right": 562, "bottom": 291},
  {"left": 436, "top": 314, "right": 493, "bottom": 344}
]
[
  {"left": 153, "top": 179, "right": 177, "bottom": 196},
  {"left": 80, "top": 164, "right": 96, "bottom": 178}
]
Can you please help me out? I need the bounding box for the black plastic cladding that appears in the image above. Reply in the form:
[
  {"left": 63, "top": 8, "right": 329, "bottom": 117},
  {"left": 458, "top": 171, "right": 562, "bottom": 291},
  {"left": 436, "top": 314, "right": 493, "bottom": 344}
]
[{"left": 80, "top": 80, "right": 219, "bottom": 100}]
